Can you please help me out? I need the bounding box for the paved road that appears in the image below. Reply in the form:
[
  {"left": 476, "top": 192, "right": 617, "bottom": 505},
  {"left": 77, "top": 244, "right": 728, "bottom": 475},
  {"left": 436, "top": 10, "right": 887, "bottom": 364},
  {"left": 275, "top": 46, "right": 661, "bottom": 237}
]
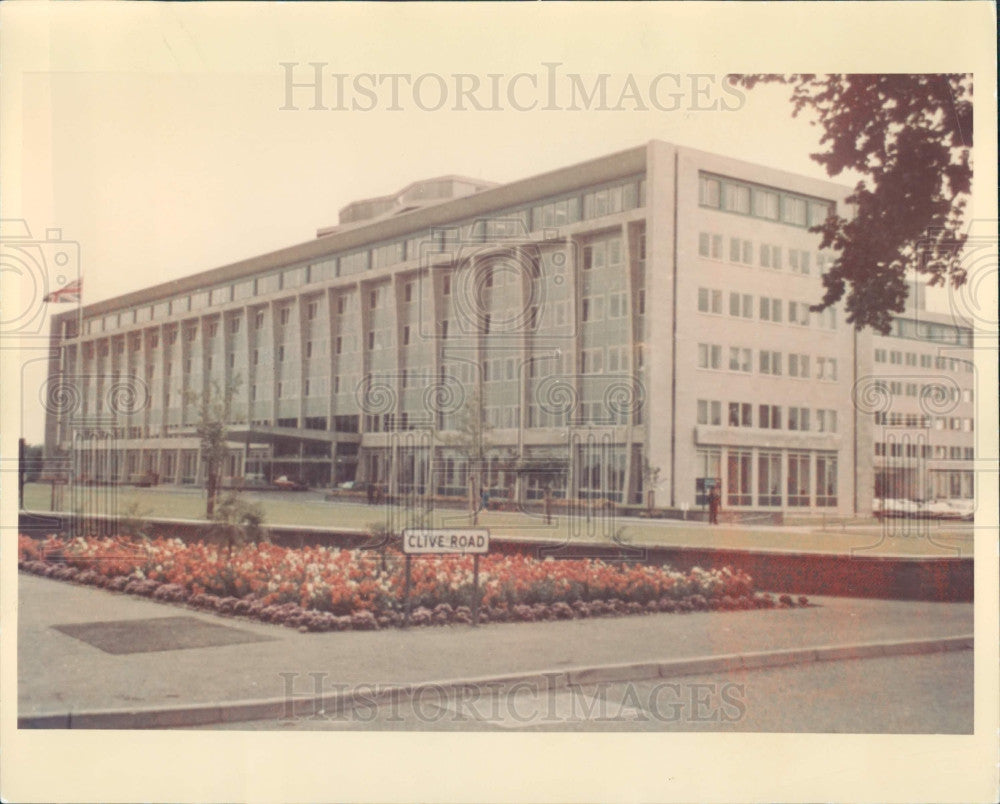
[
  {"left": 19, "top": 574, "right": 973, "bottom": 727},
  {"left": 195, "top": 650, "right": 973, "bottom": 733}
]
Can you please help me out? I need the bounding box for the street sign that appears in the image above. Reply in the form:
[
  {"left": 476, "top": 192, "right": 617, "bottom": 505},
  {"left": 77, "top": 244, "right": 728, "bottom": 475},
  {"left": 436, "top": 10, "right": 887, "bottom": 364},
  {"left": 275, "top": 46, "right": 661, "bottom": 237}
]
[
  {"left": 402, "top": 528, "right": 489, "bottom": 555},
  {"left": 400, "top": 529, "right": 490, "bottom": 628}
]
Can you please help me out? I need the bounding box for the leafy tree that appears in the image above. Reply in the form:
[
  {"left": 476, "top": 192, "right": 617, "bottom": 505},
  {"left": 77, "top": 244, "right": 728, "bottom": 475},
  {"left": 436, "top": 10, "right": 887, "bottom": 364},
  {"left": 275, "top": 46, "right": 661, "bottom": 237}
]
[
  {"left": 731, "top": 74, "right": 973, "bottom": 333},
  {"left": 185, "top": 376, "right": 241, "bottom": 518},
  {"left": 438, "top": 386, "right": 493, "bottom": 525}
]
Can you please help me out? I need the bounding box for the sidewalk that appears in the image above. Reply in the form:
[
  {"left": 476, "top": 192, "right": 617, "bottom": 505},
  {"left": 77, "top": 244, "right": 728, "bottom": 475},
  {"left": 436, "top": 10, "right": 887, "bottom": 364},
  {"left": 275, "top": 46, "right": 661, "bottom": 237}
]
[{"left": 18, "top": 573, "right": 973, "bottom": 727}]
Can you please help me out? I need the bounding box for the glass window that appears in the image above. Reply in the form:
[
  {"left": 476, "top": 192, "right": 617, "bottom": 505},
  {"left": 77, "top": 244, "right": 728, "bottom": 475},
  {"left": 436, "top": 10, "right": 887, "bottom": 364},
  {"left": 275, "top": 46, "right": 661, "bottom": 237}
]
[
  {"left": 723, "top": 183, "right": 751, "bottom": 214},
  {"left": 816, "top": 453, "right": 838, "bottom": 506},
  {"left": 727, "top": 450, "right": 752, "bottom": 506},
  {"left": 753, "top": 189, "right": 780, "bottom": 220},
  {"left": 782, "top": 196, "right": 807, "bottom": 225},
  {"left": 788, "top": 453, "right": 810, "bottom": 506},
  {"left": 699, "top": 177, "right": 721, "bottom": 208},
  {"left": 758, "top": 452, "right": 782, "bottom": 506},
  {"left": 809, "top": 201, "right": 832, "bottom": 227}
]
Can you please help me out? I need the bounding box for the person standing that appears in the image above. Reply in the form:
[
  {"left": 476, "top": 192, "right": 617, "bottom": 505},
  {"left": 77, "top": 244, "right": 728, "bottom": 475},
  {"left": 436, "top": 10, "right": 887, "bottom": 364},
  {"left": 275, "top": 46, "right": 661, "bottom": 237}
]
[{"left": 708, "top": 485, "right": 721, "bottom": 525}]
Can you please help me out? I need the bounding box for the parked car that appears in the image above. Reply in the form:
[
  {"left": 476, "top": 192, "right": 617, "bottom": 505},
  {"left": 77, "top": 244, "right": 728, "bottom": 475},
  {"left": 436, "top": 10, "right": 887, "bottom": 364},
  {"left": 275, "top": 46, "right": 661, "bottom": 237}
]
[
  {"left": 272, "top": 475, "right": 308, "bottom": 491},
  {"left": 874, "top": 498, "right": 922, "bottom": 518},
  {"left": 920, "top": 499, "right": 973, "bottom": 521}
]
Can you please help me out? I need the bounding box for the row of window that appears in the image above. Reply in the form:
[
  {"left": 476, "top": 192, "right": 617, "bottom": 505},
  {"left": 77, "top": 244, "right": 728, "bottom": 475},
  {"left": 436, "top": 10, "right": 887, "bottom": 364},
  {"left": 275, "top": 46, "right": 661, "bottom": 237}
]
[
  {"left": 875, "top": 443, "right": 975, "bottom": 460},
  {"left": 870, "top": 380, "right": 974, "bottom": 402},
  {"left": 697, "top": 447, "right": 838, "bottom": 508},
  {"left": 874, "top": 348, "right": 974, "bottom": 373},
  {"left": 697, "top": 287, "right": 837, "bottom": 329},
  {"left": 698, "top": 173, "right": 834, "bottom": 229},
  {"left": 884, "top": 317, "right": 974, "bottom": 347},
  {"left": 696, "top": 343, "right": 839, "bottom": 380},
  {"left": 697, "top": 232, "right": 824, "bottom": 276},
  {"left": 874, "top": 412, "right": 974, "bottom": 431},
  {"left": 697, "top": 400, "right": 838, "bottom": 433},
  {"left": 78, "top": 176, "right": 648, "bottom": 339}
]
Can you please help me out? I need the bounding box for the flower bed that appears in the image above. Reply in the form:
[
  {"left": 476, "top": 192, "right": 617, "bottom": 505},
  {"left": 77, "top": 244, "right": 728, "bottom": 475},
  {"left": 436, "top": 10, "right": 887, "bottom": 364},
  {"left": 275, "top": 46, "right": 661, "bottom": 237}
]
[{"left": 18, "top": 533, "right": 808, "bottom": 631}]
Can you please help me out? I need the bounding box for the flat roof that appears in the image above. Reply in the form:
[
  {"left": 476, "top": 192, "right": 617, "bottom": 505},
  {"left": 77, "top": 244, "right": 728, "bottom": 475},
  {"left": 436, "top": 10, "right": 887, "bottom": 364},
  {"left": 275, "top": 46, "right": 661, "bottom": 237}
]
[{"left": 57, "top": 140, "right": 853, "bottom": 321}]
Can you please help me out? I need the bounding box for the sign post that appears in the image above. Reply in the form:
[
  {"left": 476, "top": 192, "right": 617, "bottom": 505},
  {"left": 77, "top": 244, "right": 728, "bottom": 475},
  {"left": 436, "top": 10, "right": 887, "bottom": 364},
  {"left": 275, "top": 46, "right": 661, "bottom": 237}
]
[
  {"left": 402, "top": 528, "right": 489, "bottom": 628},
  {"left": 403, "top": 554, "right": 412, "bottom": 629}
]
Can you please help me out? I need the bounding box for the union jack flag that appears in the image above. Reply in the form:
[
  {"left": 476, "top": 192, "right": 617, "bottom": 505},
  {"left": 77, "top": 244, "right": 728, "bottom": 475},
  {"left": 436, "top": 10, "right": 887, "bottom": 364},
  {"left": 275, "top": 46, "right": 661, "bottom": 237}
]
[{"left": 44, "top": 277, "right": 81, "bottom": 303}]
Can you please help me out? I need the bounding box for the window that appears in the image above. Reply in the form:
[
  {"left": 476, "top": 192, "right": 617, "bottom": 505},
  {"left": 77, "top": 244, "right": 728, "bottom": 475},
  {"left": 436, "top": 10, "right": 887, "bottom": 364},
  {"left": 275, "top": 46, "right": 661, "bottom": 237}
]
[
  {"left": 758, "top": 404, "right": 781, "bottom": 429},
  {"left": 817, "top": 357, "right": 837, "bottom": 381},
  {"left": 404, "top": 282, "right": 414, "bottom": 303},
  {"left": 729, "top": 347, "right": 751, "bottom": 373},
  {"left": 697, "top": 343, "right": 722, "bottom": 370},
  {"left": 788, "top": 407, "right": 810, "bottom": 431},
  {"left": 442, "top": 275, "right": 451, "bottom": 296},
  {"left": 728, "top": 402, "right": 753, "bottom": 428},
  {"left": 809, "top": 201, "right": 832, "bottom": 227},
  {"left": 788, "top": 453, "right": 811, "bottom": 506},
  {"left": 307, "top": 301, "right": 318, "bottom": 320},
  {"left": 279, "top": 307, "right": 291, "bottom": 326},
  {"left": 816, "top": 409, "right": 837, "bottom": 434},
  {"left": 727, "top": 450, "right": 752, "bottom": 506},
  {"left": 699, "top": 176, "right": 721, "bottom": 207},
  {"left": 758, "top": 452, "right": 782, "bottom": 506},
  {"left": 875, "top": 348, "right": 887, "bottom": 363},
  {"left": 782, "top": 196, "right": 807, "bottom": 226},
  {"left": 698, "top": 232, "right": 724, "bottom": 260},
  {"left": 760, "top": 297, "right": 783, "bottom": 322},
  {"left": 729, "top": 237, "right": 753, "bottom": 265},
  {"left": 277, "top": 345, "right": 285, "bottom": 362},
  {"left": 788, "top": 354, "right": 810, "bottom": 378},
  {"left": 723, "top": 183, "right": 751, "bottom": 214},
  {"left": 760, "top": 243, "right": 782, "bottom": 269},
  {"left": 403, "top": 325, "right": 410, "bottom": 346},
  {"left": 305, "top": 341, "right": 313, "bottom": 359},
  {"left": 816, "top": 453, "right": 838, "bottom": 506},
  {"left": 759, "top": 350, "right": 782, "bottom": 375},
  {"left": 698, "top": 287, "right": 722, "bottom": 314},
  {"left": 753, "top": 189, "right": 780, "bottom": 220},
  {"left": 697, "top": 399, "right": 722, "bottom": 426}
]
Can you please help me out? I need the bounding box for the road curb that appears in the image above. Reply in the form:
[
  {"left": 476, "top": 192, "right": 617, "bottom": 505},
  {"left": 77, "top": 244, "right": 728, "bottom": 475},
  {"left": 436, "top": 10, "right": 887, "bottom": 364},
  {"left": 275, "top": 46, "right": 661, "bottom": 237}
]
[{"left": 18, "top": 634, "right": 973, "bottom": 729}]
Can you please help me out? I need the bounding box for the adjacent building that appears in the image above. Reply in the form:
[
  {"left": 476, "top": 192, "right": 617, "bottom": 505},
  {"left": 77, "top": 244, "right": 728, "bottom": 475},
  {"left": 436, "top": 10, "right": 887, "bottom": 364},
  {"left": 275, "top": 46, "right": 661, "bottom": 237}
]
[{"left": 44, "top": 140, "right": 975, "bottom": 516}]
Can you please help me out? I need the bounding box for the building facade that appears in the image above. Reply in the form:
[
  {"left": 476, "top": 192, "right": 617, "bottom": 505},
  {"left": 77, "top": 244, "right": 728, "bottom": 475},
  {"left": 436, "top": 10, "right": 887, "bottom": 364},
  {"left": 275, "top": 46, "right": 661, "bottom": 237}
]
[
  {"left": 869, "top": 303, "right": 976, "bottom": 502},
  {"left": 44, "top": 141, "right": 975, "bottom": 516}
]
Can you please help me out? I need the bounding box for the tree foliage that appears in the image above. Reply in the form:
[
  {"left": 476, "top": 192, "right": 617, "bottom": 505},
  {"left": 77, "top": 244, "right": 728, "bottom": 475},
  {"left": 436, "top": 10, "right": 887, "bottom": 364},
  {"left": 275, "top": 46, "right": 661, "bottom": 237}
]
[
  {"left": 731, "top": 74, "right": 973, "bottom": 333},
  {"left": 438, "top": 386, "right": 493, "bottom": 524},
  {"left": 208, "top": 491, "right": 265, "bottom": 558}
]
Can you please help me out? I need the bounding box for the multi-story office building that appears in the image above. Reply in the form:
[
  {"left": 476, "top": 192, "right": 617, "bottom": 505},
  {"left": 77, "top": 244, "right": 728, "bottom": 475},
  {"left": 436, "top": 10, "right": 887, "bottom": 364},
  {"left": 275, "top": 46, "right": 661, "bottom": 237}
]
[
  {"left": 869, "top": 297, "right": 976, "bottom": 502},
  {"left": 43, "top": 140, "right": 975, "bottom": 516}
]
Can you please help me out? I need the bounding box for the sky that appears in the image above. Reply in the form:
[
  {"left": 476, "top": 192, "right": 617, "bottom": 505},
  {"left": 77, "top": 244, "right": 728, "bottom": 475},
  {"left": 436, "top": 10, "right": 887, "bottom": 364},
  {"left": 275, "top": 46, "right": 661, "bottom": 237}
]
[{"left": 2, "top": 4, "right": 993, "bottom": 443}]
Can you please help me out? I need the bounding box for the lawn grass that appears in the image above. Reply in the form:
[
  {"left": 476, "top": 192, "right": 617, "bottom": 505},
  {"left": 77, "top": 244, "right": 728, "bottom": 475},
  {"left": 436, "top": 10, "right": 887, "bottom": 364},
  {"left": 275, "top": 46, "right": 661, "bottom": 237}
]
[{"left": 21, "top": 482, "right": 974, "bottom": 558}]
